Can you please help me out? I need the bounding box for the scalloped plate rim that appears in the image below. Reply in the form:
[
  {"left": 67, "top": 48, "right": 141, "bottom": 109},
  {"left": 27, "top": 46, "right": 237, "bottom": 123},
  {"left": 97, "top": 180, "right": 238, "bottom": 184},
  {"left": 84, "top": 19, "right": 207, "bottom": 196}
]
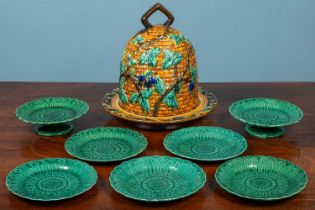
[
  {"left": 215, "top": 155, "right": 308, "bottom": 201},
  {"left": 229, "top": 97, "right": 303, "bottom": 128},
  {"left": 64, "top": 127, "right": 148, "bottom": 162},
  {"left": 163, "top": 126, "right": 247, "bottom": 161},
  {"left": 5, "top": 158, "right": 98, "bottom": 201},
  {"left": 15, "top": 97, "right": 89, "bottom": 125},
  {"left": 109, "top": 156, "right": 207, "bottom": 202}
]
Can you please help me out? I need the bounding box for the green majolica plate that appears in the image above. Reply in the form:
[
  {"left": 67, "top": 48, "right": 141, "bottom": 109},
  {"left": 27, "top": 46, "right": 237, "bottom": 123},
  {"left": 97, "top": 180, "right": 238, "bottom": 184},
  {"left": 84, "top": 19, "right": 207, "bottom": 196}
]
[
  {"left": 65, "top": 127, "right": 148, "bottom": 162},
  {"left": 6, "top": 158, "right": 97, "bottom": 201},
  {"left": 229, "top": 98, "right": 303, "bottom": 138},
  {"left": 163, "top": 126, "right": 247, "bottom": 161},
  {"left": 215, "top": 156, "right": 307, "bottom": 200},
  {"left": 110, "top": 156, "right": 206, "bottom": 202},
  {"left": 16, "top": 97, "right": 89, "bottom": 136}
]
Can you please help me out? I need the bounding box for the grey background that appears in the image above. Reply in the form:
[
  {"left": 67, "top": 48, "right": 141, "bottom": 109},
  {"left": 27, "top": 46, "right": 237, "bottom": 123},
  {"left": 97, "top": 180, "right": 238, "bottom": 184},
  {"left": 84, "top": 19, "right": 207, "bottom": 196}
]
[{"left": 0, "top": 0, "right": 314, "bottom": 82}]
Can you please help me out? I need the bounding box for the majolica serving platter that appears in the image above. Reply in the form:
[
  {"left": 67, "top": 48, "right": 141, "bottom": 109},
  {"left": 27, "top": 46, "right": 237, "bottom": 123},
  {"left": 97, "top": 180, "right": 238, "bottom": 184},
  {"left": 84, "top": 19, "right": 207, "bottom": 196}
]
[
  {"left": 16, "top": 97, "right": 89, "bottom": 136},
  {"left": 109, "top": 156, "right": 206, "bottom": 202},
  {"left": 164, "top": 126, "right": 247, "bottom": 161},
  {"left": 215, "top": 156, "right": 308, "bottom": 200},
  {"left": 102, "top": 88, "right": 217, "bottom": 125},
  {"left": 6, "top": 158, "right": 97, "bottom": 201},
  {"left": 229, "top": 98, "right": 303, "bottom": 138},
  {"left": 65, "top": 127, "right": 148, "bottom": 162}
]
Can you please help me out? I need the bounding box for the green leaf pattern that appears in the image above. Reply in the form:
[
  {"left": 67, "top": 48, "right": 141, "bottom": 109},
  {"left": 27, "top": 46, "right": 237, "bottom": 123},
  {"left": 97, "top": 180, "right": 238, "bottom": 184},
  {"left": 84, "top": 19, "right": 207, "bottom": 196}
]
[
  {"left": 164, "top": 90, "right": 178, "bottom": 109},
  {"left": 120, "top": 53, "right": 136, "bottom": 74},
  {"left": 154, "top": 77, "right": 180, "bottom": 109},
  {"left": 130, "top": 93, "right": 138, "bottom": 103},
  {"left": 127, "top": 77, "right": 181, "bottom": 110},
  {"left": 169, "top": 34, "right": 184, "bottom": 45},
  {"left": 133, "top": 35, "right": 144, "bottom": 44},
  {"left": 120, "top": 61, "right": 126, "bottom": 73},
  {"left": 155, "top": 76, "right": 166, "bottom": 95},
  {"left": 139, "top": 48, "right": 161, "bottom": 67},
  {"left": 129, "top": 88, "right": 152, "bottom": 112},
  {"left": 141, "top": 88, "right": 153, "bottom": 99},
  {"left": 190, "top": 64, "right": 197, "bottom": 83},
  {"left": 127, "top": 54, "right": 136, "bottom": 67},
  {"left": 162, "top": 50, "right": 183, "bottom": 69},
  {"left": 144, "top": 70, "right": 153, "bottom": 79},
  {"left": 119, "top": 77, "right": 128, "bottom": 103},
  {"left": 121, "top": 34, "right": 190, "bottom": 110},
  {"left": 169, "top": 33, "right": 191, "bottom": 45},
  {"left": 139, "top": 98, "right": 150, "bottom": 112}
]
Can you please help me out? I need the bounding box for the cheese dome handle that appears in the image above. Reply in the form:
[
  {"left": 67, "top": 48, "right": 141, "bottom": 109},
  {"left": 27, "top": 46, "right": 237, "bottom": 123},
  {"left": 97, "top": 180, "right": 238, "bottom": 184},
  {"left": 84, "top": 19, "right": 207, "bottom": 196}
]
[{"left": 141, "top": 3, "right": 174, "bottom": 29}]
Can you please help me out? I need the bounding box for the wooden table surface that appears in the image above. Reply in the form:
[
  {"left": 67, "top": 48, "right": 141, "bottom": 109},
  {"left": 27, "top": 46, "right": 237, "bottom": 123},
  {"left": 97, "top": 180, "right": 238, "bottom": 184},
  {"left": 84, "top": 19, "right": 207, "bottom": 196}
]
[{"left": 0, "top": 82, "right": 314, "bottom": 210}]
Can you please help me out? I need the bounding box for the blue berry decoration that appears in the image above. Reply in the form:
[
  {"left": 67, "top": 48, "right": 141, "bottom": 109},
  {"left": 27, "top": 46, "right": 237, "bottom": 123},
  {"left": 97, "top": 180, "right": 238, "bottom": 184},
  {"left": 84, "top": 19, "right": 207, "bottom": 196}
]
[
  {"left": 189, "top": 81, "right": 195, "bottom": 91},
  {"left": 148, "top": 77, "right": 157, "bottom": 85},
  {"left": 138, "top": 75, "right": 145, "bottom": 82}
]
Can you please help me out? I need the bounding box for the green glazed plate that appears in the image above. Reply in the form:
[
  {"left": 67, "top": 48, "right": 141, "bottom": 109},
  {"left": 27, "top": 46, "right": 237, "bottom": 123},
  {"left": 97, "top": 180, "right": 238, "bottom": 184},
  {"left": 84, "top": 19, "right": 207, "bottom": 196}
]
[
  {"left": 16, "top": 97, "right": 89, "bottom": 136},
  {"left": 163, "top": 126, "right": 247, "bottom": 161},
  {"left": 16, "top": 97, "right": 89, "bottom": 125},
  {"left": 65, "top": 127, "right": 148, "bottom": 162},
  {"left": 215, "top": 156, "right": 308, "bottom": 200},
  {"left": 110, "top": 156, "right": 206, "bottom": 202},
  {"left": 229, "top": 98, "right": 303, "bottom": 127},
  {"left": 6, "top": 158, "right": 98, "bottom": 201}
]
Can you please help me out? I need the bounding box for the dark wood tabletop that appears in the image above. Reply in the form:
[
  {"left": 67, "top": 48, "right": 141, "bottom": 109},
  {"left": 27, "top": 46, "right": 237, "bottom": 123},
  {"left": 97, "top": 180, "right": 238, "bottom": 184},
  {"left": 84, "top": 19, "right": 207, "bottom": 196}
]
[{"left": 0, "top": 82, "right": 314, "bottom": 210}]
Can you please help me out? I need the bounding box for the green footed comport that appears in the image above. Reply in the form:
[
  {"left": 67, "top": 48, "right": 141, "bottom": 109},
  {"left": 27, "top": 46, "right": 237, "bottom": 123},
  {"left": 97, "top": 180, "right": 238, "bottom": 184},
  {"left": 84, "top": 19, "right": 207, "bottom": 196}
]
[
  {"left": 215, "top": 156, "right": 308, "bottom": 200},
  {"left": 16, "top": 97, "right": 89, "bottom": 136},
  {"left": 65, "top": 127, "right": 148, "bottom": 162},
  {"left": 229, "top": 98, "right": 303, "bottom": 138},
  {"left": 110, "top": 156, "right": 206, "bottom": 202},
  {"left": 163, "top": 126, "right": 247, "bottom": 161},
  {"left": 6, "top": 158, "right": 97, "bottom": 201}
]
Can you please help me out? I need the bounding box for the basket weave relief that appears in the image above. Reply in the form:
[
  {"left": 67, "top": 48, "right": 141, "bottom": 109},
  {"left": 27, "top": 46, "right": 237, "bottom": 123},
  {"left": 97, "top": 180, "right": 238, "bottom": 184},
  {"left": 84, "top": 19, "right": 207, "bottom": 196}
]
[{"left": 118, "top": 4, "right": 200, "bottom": 117}]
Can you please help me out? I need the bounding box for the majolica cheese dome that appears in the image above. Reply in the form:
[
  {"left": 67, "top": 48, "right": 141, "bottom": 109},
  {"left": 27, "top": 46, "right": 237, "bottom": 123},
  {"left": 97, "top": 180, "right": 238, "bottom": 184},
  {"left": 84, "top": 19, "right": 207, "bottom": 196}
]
[
  {"left": 102, "top": 3, "right": 217, "bottom": 124},
  {"left": 119, "top": 3, "right": 199, "bottom": 117}
]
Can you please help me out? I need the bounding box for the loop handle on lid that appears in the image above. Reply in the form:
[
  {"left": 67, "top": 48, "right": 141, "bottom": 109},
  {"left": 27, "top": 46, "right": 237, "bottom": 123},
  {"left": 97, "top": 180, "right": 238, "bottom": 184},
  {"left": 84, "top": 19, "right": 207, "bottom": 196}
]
[{"left": 141, "top": 3, "right": 174, "bottom": 29}]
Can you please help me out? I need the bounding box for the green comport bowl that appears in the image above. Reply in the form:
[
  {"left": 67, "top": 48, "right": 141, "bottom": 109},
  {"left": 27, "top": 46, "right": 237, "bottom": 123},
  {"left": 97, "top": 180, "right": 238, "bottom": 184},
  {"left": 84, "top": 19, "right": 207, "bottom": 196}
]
[
  {"left": 65, "top": 127, "right": 148, "bottom": 162},
  {"left": 163, "top": 126, "right": 247, "bottom": 161},
  {"left": 229, "top": 98, "right": 303, "bottom": 138},
  {"left": 110, "top": 156, "right": 206, "bottom": 202},
  {"left": 16, "top": 97, "right": 89, "bottom": 136},
  {"left": 215, "top": 156, "right": 308, "bottom": 201},
  {"left": 6, "top": 158, "right": 98, "bottom": 201}
]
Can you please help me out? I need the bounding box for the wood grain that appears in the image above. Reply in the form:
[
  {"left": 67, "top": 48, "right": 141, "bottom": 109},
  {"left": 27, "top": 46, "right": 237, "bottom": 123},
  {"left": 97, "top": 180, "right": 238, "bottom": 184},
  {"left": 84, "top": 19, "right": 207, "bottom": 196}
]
[{"left": 0, "top": 82, "right": 314, "bottom": 210}]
